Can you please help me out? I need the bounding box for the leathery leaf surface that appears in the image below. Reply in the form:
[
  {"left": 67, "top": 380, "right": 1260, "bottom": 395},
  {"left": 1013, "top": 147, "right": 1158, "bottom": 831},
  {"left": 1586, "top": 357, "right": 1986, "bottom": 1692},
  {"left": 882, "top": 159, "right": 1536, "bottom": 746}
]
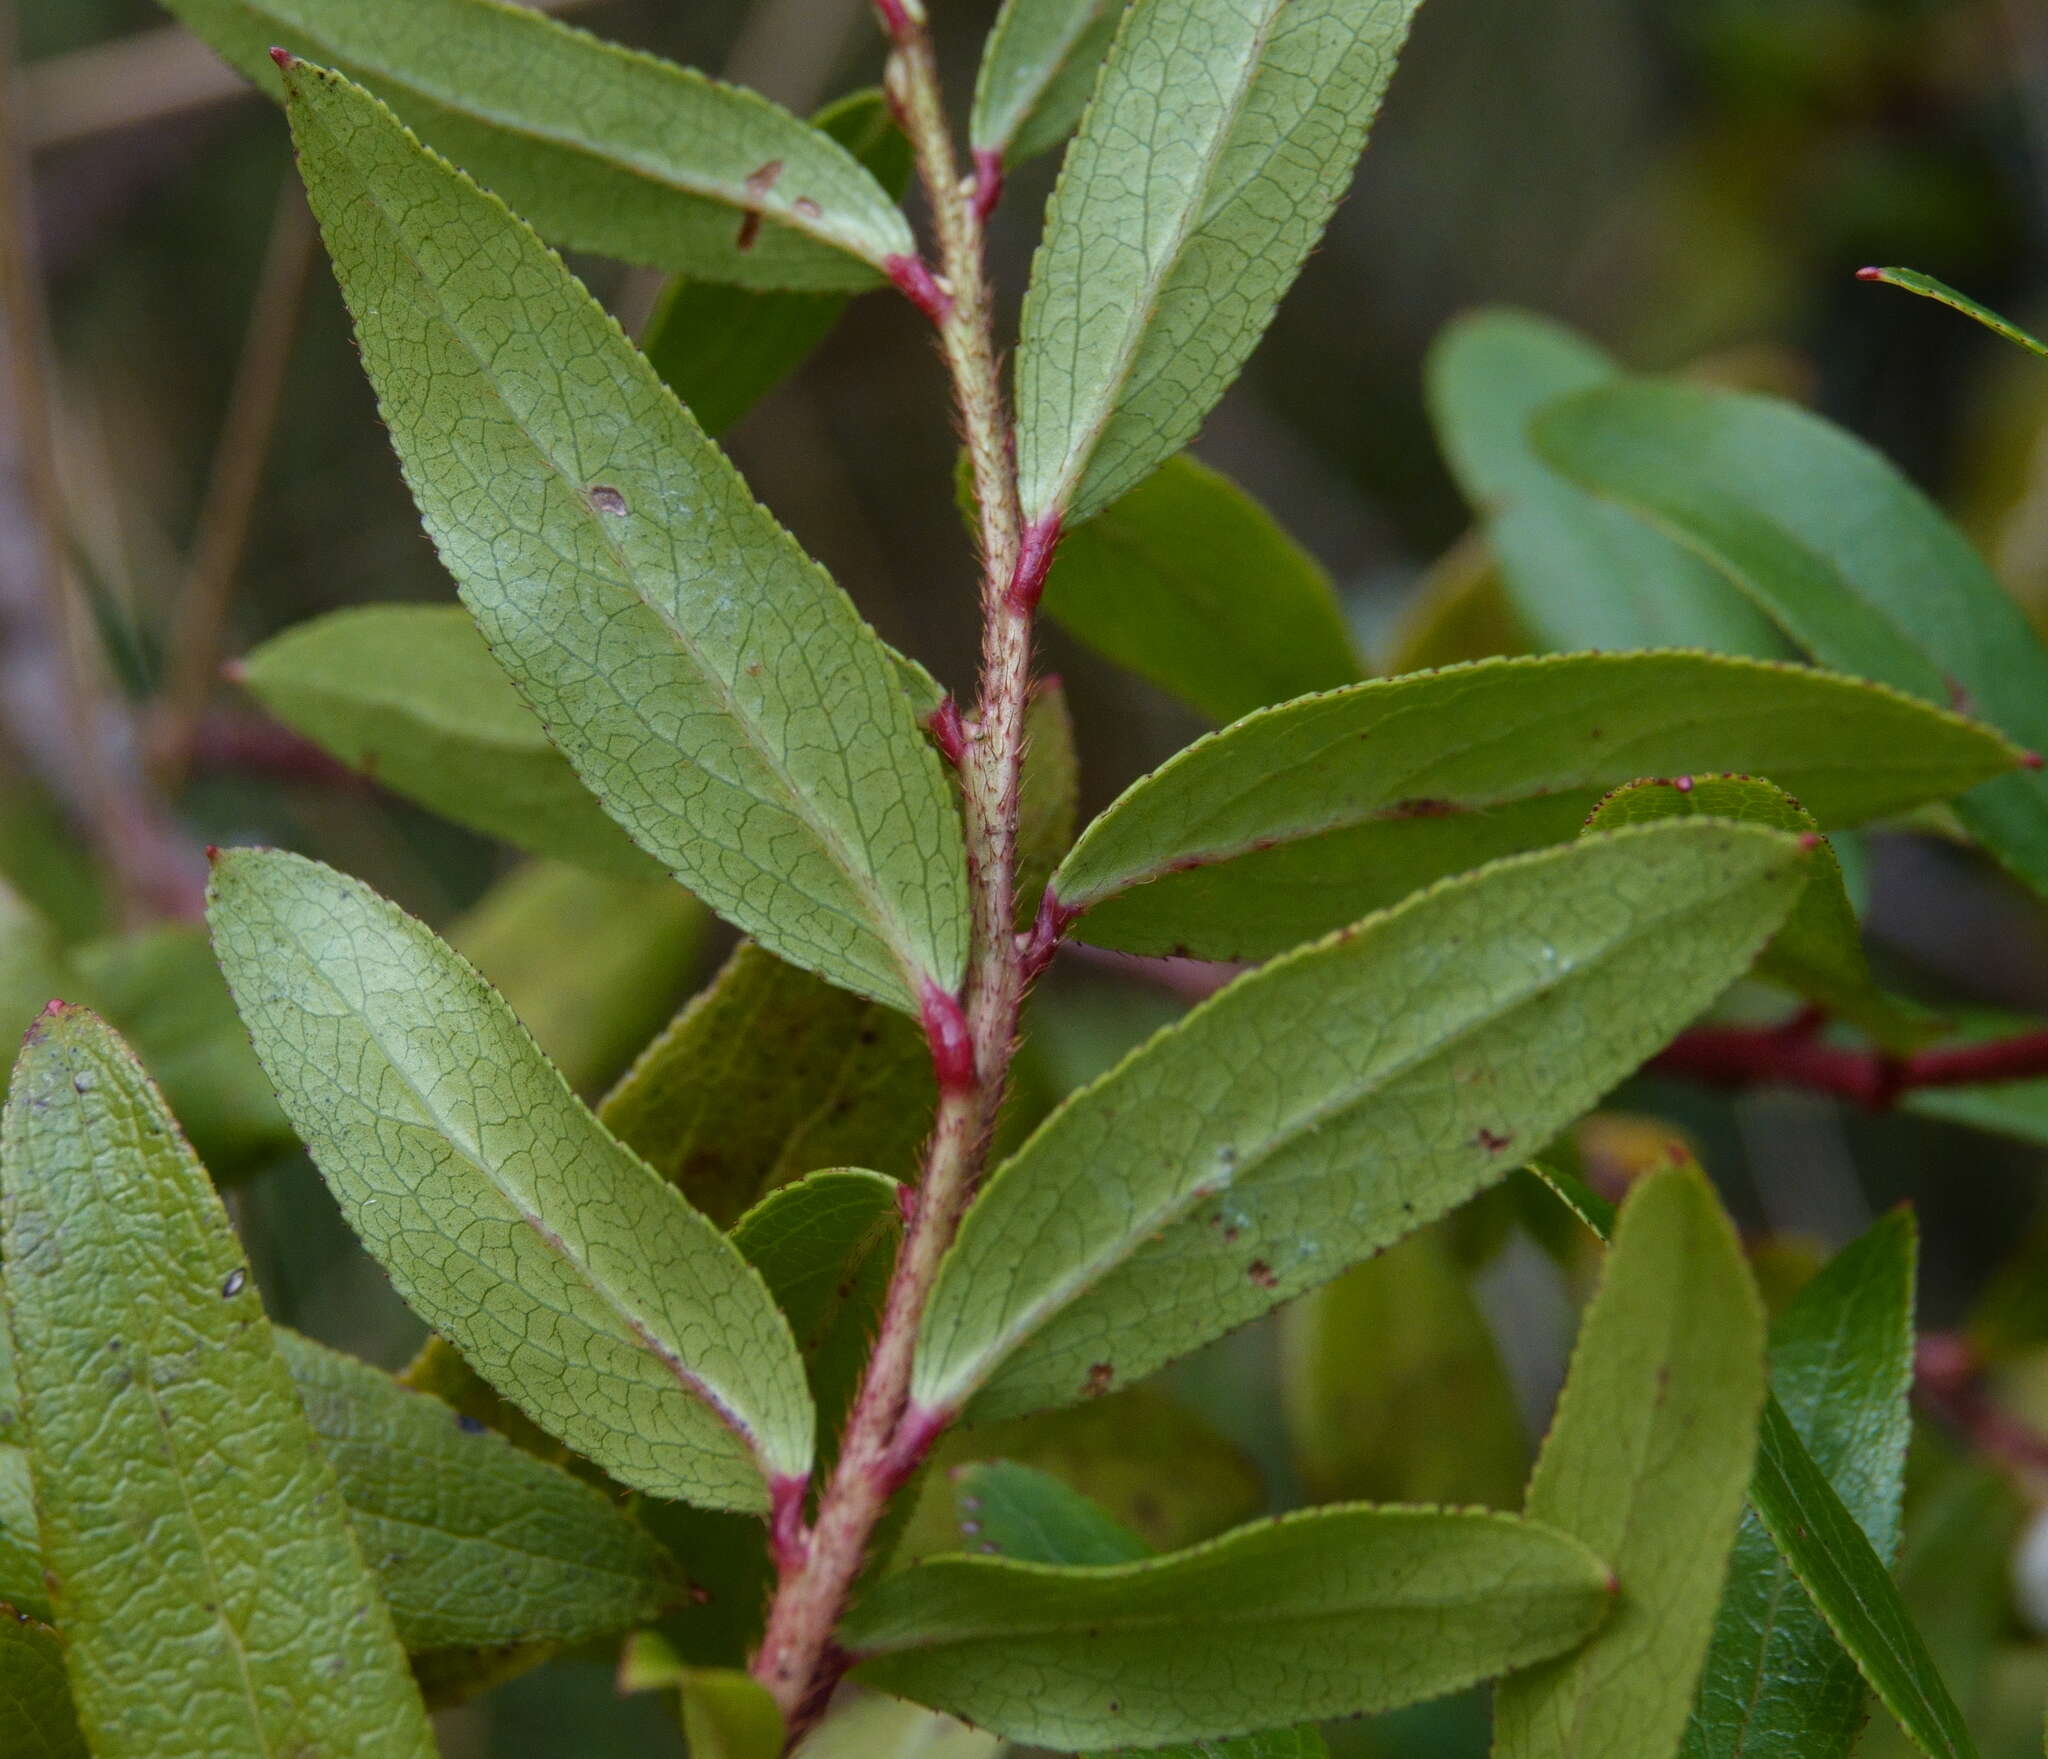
[
  {"left": 916, "top": 820, "right": 1810, "bottom": 1422},
  {"left": 282, "top": 61, "right": 966, "bottom": 1013},
  {"left": 0, "top": 1007, "right": 434, "bottom": 1757},
  {"left": 207, "top": 847, "right": 813, "bottom": 1512}
]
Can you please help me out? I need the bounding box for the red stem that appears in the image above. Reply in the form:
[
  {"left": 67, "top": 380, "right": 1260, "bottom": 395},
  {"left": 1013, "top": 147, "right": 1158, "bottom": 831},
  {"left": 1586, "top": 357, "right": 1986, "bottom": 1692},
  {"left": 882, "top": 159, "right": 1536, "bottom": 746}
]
[{"left": 1649, "top": 1019, "right": 2048, "bottom": 1107}]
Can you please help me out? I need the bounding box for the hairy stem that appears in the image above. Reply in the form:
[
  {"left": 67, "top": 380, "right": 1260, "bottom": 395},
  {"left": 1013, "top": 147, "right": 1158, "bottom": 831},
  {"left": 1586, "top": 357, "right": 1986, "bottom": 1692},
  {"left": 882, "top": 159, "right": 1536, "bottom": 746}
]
[{"left": 749, "top": 8, "right": 1059, "bottom": 1738}]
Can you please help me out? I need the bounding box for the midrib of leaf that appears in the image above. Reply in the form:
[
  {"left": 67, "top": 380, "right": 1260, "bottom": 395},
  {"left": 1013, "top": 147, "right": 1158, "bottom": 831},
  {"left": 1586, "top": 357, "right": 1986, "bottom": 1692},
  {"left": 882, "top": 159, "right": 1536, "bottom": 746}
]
[
  {"left": 1728, "top": 1559, "right": 1800, "bottom": 1755},
  {"left": 250, "top": 0, "right": 891, "bottom": 267},
  {"left": 325, "top": 105, "right": 927, "bottom": 1000},
  {"left": 133, "top": 1351, "right": 279, "bottom": 1759},
  {"left": 1038, "top": 0, "right": 1281, "bottom": 521},
  {"left": 943, "top": 861, "right": 1753, "bottom": 1407},
  {"left": 280, "top": 919, "right": 763, "bottom": 1465}
]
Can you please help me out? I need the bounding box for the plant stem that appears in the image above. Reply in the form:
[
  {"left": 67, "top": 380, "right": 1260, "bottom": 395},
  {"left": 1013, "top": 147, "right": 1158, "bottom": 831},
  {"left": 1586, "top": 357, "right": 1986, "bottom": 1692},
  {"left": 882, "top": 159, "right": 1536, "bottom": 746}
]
[
  {"left": 749, "top": 8, "right": 1059, "bottom": 1739},
  {"left": 1650, "top": 1017, "right": 2048, "bottom": 1108}
]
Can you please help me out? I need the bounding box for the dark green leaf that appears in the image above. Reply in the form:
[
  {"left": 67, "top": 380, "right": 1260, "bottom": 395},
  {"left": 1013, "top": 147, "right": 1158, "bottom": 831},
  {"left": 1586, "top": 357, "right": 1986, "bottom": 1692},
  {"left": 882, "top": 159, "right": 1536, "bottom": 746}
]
[
  {"left": 0, "top": 1006, "right": 435, "bottom": 1756},
  {"left": 1426, "top": 309, "right": 1789, "bottom": 656},
  {"left": 601, "top": 940, "right": 934, "bottom": 1228},
  {"left": 1682, "top": 1211, "right": 1918, "bottom": 1759},
  {"left": 919, "top": 821, "right": 1810, "bottom": 1422},
  {"left": 284, "top": 60, "right": 968, "bottom": 1012},
  {"left": 1495, "top": 1166, "right": 1767, "bottom": 1759},
  {"left": 208, "top": 847, "right": 814, "bottom": 1512},
  {"left": 953, "top": 1461, "right": 1152, "bottom": 1566},
  {"left": 0, "top": 1608, "right": 85, "bottom": 1759},
  {"left": 1015, "top": 0, "right": 1423, "bottom": 525},
  {"left": 1051, "top": 650, "right": 2012, "bottom": 962},
  {"left": 845, "top": 1505, "right": 1612, "bottom": 1747},
  {"left": 1017, "top": 677, "right": 1081, "bottom": 918},
  {"left": 1038, "top": 453, "right": 1364, "bottom": 724},
  {"left": 1858, "top": 269, "right": 2047, "bottom": 358},
  {"left": 1533, "top": 380, "right": 2048, "bottom": 904},
  {"left": 157, "top": 0, "right": 911, "bottom": 285},
  {"left": 275, "top": 1329, "right": 682, "bottom": 1650},
  {"left": 642, "top": 90, "right": 913, "bottom": 436},
  {"left": 730, "top": 1169, "right": 901, "bottom": 1465},
  {"left": 0, "top": 1447, "right": 47, "bottom": 1622}
]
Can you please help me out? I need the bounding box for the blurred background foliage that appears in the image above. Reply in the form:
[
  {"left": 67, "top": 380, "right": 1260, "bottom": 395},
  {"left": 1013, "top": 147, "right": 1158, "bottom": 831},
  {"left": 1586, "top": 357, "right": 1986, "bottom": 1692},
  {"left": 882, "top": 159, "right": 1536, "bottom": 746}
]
[{"left": 5, "top": 0, "right": 2048, "bottom": 1752}]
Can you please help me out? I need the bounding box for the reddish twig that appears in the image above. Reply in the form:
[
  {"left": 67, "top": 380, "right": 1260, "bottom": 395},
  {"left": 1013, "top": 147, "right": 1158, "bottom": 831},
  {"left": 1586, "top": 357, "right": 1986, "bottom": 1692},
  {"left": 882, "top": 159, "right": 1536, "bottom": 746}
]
[
  {"left": 1648, "top": 1019, "right": 2048, "bottom": 1107},
  {"left": 1916, "top": 1332, "right": 2048, "bottom": 1482}
]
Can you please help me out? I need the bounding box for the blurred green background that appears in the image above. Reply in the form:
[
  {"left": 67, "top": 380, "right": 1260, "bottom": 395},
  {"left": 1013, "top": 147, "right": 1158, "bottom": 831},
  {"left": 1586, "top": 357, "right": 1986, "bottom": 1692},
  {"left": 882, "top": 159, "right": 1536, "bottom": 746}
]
[{"left": 7, "top": 0, "right": 2048, "bottom": 1751}]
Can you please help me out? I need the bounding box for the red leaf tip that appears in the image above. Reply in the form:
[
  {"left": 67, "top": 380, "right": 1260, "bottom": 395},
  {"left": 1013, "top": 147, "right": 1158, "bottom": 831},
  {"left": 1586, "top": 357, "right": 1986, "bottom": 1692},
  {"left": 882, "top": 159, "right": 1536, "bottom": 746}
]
[
  {"left": 267, "top": 46, "right": 296, "bottom": 70},
  {"left": 203, "top": 844, "right": 223, "bottom": 865},
  {"left": 2024, "top": 750, "right": 2045, "bottom": 771},
  {"left": 1854, "top": 266, "right": 1885, "bottom": 281}
]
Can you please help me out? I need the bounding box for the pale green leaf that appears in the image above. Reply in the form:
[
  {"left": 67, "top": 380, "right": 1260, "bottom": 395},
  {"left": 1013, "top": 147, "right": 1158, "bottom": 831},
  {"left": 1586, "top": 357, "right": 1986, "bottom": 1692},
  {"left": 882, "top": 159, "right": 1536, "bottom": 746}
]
[
  {"left": 207, "top": 846, "right": 813, "bottom": 1512},
  {"left": 972, "top": 0, "right": 1124, "bottom": 166},
  {"left": 643, "top": 89, "right": 913, "bottom": 436},
  {"left": 1038, "top": 453, "right": 1364, "bottom": 724},
  {"left": 845, "top": 1505, "right": 1612, "bottom": 1747},
  {"left": 1052, "top": 650, "right": 2014, "bottom": 961},
  {"left": 0, "top": 1447, "right": 46, "bottom": 1622},
  {"left": 284, "top": 62, "right": 967, "bottom": 1012},
  {"left": 1681, "top": 1211, "right": 1917, "bottom": 1759},
  {"left": 1494, "top": 1166, "right": 1766, "bottom": 1759},
  {"left": 680, "top": 1668, "right": 787, "bottom": 1759},
  {"left": 1280, "top": 1223, "right": 1526, "bottom": 1508},
  {"left": 1014, "top": 0, "right": 1423, "bottom": 525},
  {"left": 274, "top": 1329, "right": 682, "bottom": 1649},
  {"left": 156, "top": 0, "right": 911, "bottom": 286},
  {"left": 894, "top": 1385, "right": 1264, "bottom": 1565},
  {"left": 1426, "top": 310, "right": 1788, "bottom": 656},
  {"left": 448, "top": 858, "right": 710, "bottom": 1095},
  {"left": 1583, "top": 774, "right": 1935, "bottom": 1048},
  {"left": 0, "top": 1609, "right": 85, "bottom": 1759},
  {"left": 731, "top": 1169, "right": 901, "bottom": 1464},
  {"left": 795, "top": 1693, "right": 1001, "bottom": 1758},
  {"left": 238, "top": 604, "right": 660, "bottom": 877},
  {"left": 1532, "top": 1165, "right": 1979, "bottom": 1759},
  {"left": 601, "top": 940, "right": 934, "bottom": 1227},
  {"left": 1532, "top": 380, "right": 2048, "bottom": 903},
  {"left": 1858, "top": 268, "right": 2047, "bottom": 359},
  {"left": 0, "top": 1006, "right": 435, "bottom": 1757},
  {"left": 918, "top": 820, "right": 1810, "bottom": 1422},
  {"left": 1017, "top": 677, "right": 1080, "bottom": 918}
]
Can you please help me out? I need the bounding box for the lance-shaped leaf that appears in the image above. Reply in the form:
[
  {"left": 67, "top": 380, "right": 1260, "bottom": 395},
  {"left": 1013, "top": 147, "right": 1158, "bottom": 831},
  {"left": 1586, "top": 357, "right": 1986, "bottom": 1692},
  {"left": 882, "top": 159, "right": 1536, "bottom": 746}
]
[
  {"left": 275, "top": 1329, "right": 682, "bottom": 1650},
  {"left": 207, "top": 847, "right": 814, "bottom": 1512},
  {"left": 601, "top": 941, "right": 934, "bottom": 1227},
  {"left": 0, "top": 1610, "right": 85, "bottom": 1759},
  {"left": 917, "top": 820, "right": 1810, "bottom": 1422},
  {"left": 945, "top": 1464, "right": 1327, "bottom": 1759},
  {"left": 0, "top": 1447, "right": 46, "bottom": 1620},
  {"left": 1532, "top": 381, "right": 2048, "bottom": 903},
  {"left": 1531, "top": 1167, "right": 1979, "bottom": 1759},
  {"left": 283, "top": 62, "right": 967, "bottom": 1013},
  {"left": 156, "top": 0, "right": 911, "bottom": 287},
  {"left": 1051, "top": 651, "right": 2018, "bottom": 962},
  {"left": 844, "top": 1504, "right": 1612, "bottom": 1747},
  {"left": 1038, "top": 454, "right": 1364, "bottom": 725},
  {"left": 1681, "top": 1211, "right": 1917, "bottom": 1759},
  {"left": 1280, "top": 1223, "right": 1527, "bottom": 1509},
  {"left": 730, "top": 1170, "right": 901, "bottom": 1464},
  {"left": 1494, "top": 1166, "right": 1766, "bottom": 1759},
  {"left": 1014, "top": 0, "right": 1423, "bottom": 526},
  {"left": 1585, "top": 774, "right": 1935, "bottom": 1048},
  {"left": 642, "top": 89, "right": 913, "bottom": 436},
  {"left": 0, "top": 1006, "right": 436, "bottom": 1758},
  {"left": 973, "top": 0, "right": 1125, "bottom": 168},
  {"left": 1858, "top": 268, "right": 2047, "bottom": 359},
  {"left": 238, "top": 605, "right": 660, "bottom": 878},
  {"left": 1426, "top": 310, "right": 1788, "bottom": 657}
]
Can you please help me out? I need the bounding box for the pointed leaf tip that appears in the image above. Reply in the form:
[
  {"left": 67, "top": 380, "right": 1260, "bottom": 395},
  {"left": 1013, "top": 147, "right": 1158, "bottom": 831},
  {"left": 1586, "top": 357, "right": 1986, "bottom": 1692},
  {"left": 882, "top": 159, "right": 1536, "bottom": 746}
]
[{"left": 268, "top": 45, "right": 295, "bottom": 71}]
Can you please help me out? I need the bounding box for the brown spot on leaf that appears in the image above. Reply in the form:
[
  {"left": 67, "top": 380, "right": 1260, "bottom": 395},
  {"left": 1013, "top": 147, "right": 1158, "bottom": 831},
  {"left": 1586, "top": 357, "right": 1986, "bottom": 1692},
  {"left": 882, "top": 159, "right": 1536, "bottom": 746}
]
[
  {"left": 1248, "top": 1260, "right": 1278, "bottom": 1289},
  {"left": 1083, "top": 1362, "right": 1115, "bottom": 1397},
  {"left": 1384, "top": 797, "right": 1466, "bottom": 819},
  {"left": 1476, "top": 1128, "right": 1512, "bottom": 1154},
  {"left": 588, "top": 484, "right": 628, "bottom": 516}
]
